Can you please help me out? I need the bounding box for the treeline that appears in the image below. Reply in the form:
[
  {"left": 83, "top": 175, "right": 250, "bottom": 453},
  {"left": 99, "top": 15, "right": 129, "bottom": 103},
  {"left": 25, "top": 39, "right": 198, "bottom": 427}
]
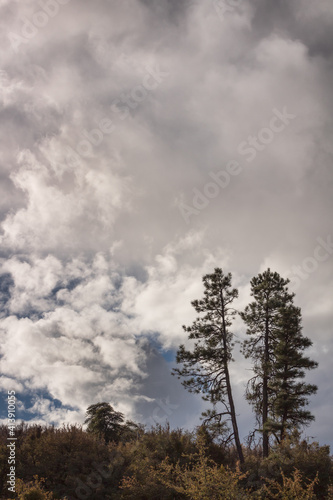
[
  {"left": 0, "top": 417, "right": 332, "bottom": 499},
  {"left": 1, "top": 267, "right": 330, "bottom": 498}
]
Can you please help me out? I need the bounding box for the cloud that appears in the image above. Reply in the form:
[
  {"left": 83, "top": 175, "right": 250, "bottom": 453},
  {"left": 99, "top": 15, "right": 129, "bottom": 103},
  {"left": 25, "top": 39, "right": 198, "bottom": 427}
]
[
  {"left": 0, "top": 0, "right": 332, "bottom": 446},
  {"left": 121, "top": 232, "right": 232, "bottom": 348}
]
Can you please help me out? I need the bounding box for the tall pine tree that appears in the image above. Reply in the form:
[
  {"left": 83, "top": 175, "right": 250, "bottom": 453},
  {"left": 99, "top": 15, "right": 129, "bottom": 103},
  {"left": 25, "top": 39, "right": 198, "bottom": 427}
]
[
  {"left": 173, "top": 268, "right": 244, "bottom": 464},
  {"left": 240, "top": 269, "right": 294, "bottom": 457},
  {"left": 241, "top": 269, "right": 317, "bottom": 456},
  {"left": 268, "top": 304, "right": 318, "bottom": 443}
]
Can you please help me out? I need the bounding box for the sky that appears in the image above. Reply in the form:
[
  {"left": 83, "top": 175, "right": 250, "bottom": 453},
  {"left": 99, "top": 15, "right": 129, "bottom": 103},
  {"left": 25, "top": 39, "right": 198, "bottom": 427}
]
[{"left": 0, "top": 0, "right": 332, "bottom": 449}]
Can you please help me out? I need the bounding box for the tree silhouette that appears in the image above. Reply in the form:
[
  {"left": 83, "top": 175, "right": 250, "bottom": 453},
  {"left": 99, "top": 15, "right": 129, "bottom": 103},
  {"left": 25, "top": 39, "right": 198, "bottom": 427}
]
[
  {"left": 173, "top": 268, "right": 244, "bottom": 464},
  {"left": 241, "top": 269, "right": 317, "bottom": 456},
  {"left": 84, "top": 402, "right": 139, "bottom": 444}
]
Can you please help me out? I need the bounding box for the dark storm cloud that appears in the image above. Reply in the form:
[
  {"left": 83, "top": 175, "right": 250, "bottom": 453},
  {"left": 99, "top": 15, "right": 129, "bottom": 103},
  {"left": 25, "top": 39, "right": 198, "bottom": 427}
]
[
  {"left": 0, "top": 0, "right": 332, "bottom": 447},
  {"left": 252, "top": 0, "right": 333, "bottom": 58}
]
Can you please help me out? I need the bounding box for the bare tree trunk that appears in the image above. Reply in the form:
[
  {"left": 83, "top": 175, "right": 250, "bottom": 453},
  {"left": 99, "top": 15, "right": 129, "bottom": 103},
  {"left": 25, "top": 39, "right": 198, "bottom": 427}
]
[
  {"left": 224, "top": 361, "right": 244, "bottom": 464},
  {"left": 263, "top": 308, "right": 269, "bottom": 458},
  {"left": 221, "top": 290, "right": 244, "bottom": 464}
]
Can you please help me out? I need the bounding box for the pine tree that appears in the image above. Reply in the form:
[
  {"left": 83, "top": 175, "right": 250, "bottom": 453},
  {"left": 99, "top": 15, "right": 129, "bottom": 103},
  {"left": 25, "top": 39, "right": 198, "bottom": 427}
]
[
  {"left": 84, "top": 402, "right": 139, "bottom": 443},
  {"left": 241, "top": 269, "right": 317, "bottom": 456},
  {"left": 268, "top": 304, "right": 318, "bottom": 442},
  {"left": 240, "top": 269, "right": 294, "bottom": 457},
  {"left": 173, "top": 268, "right": 244, "bottom": 464}
]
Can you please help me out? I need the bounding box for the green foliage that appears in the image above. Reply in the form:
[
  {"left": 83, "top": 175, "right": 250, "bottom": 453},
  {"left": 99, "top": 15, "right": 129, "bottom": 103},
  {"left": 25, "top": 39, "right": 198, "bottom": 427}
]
[
  {"left": 122, "top": 433, "right": 248, "bottom": 500},
  {"left": 0, "top": 268, "right": 327, "bottom": 499},
  {"left": 266, "top": 304, "right": 318, "bottom": 442},
  {"left": 244, "top": 433, "right": 332, "bottom": 498},
  {"left": 241, "top": 269, "right": 317, "bottom": 455},
  {"left": 173, "top": 268, "right": 237, "bottom": 400},
  {"left": 173, "top": 268, "right": 244, "bottom": 463},
  {"left": 15, "top": 476, "right": 54, "bottom": 500},
  {"left": 0, "top": 420, "right": 332, "bottom": 499},
  {"left": 194, "top": 424, "right": 233, "bottom": 466},
  {"left": 259, "top": 469, "right": 318, "bottom": 499},
  {"left": 119, "top": 423, "right": 197, "bottom": 499},
  {"left": 84, "top": 402, "right": 140, "bottom": 444},
  {"left": 327, "top": 484, "right": 333, "bottom": 499},
  {"left": 0, "top": 423, "right": 112, "bottom": 499},
  {"left": 240, "top": 269, "right": 294, "bottom": 429}
]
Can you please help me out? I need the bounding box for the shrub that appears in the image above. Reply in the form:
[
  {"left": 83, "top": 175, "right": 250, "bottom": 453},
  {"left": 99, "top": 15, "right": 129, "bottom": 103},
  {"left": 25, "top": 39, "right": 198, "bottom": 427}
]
[
  {"left": 259, "top": 469, "right": 318, "bottom": 499},
  {"left": 15, "top": 476, "right": 54, "bottom": 500}
]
